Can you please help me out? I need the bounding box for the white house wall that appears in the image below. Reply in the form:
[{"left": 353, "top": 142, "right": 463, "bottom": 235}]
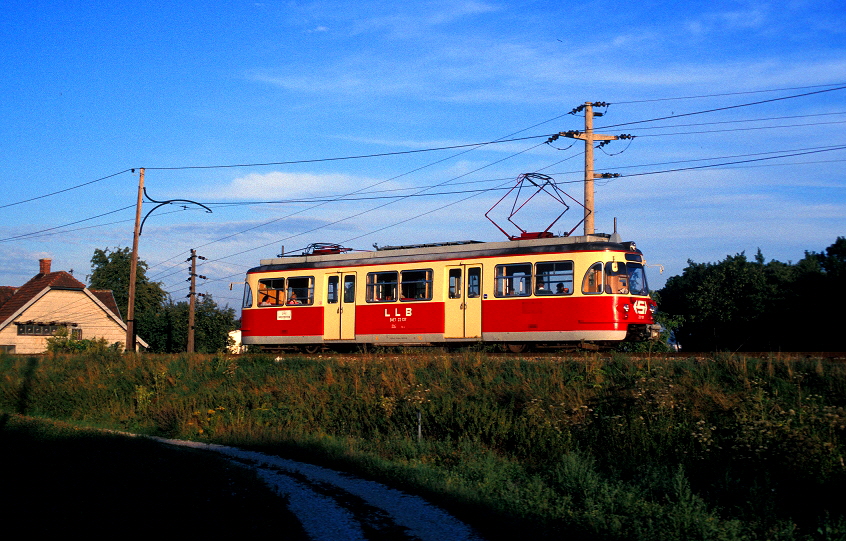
[{"left": 0, "top": 289, "right": 127, "bottom": 354}]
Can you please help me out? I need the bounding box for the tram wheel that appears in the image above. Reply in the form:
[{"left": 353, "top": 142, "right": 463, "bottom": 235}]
[
  {"left": 506, "top": 342, "right": 529, "bottom": 354},
  {"left": 302, "top": 344, "right": 322, "bottom": 354}
]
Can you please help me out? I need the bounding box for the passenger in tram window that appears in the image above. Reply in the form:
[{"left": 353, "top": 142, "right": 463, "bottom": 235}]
[
  {"left": 536, "top": 283, "right": 551, "bottom": 295},
  {"left": 260, "top": 290, "right": 280, "bottom": 305},
  {"left": 556, "top": 283, "right": 568, "bottom": 294},
  {"left": 287, "top": 292, "right": 302, "bottom": 305}
]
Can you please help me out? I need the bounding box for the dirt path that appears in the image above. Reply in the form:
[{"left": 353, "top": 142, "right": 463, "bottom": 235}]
[{"left": 153, "top": 437, "right": 485, "bottom": 541}]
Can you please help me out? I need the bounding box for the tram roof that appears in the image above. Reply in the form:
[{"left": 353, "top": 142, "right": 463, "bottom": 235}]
[{"left": 248, "top": 234, "right": 640, "bottom": 274}]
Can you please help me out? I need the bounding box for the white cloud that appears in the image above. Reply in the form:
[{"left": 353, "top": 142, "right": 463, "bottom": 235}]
[{"left": 208, "top": 171, "right": 384, "bottom": 200}]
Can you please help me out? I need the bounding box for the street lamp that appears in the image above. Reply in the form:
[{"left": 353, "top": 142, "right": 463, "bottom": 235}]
[{"left": 125, "top": 168, "right": 212, "bottom": 352}]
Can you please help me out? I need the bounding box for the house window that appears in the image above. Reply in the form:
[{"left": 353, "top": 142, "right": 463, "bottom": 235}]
[
  {"left": 0, "top": 345, "right": 15, "bottom": 354},
  {"left": 16, "top": 324, "right": 63, "bottom": 336}
]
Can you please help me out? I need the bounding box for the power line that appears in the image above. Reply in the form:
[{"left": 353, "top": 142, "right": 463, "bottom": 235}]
[
  {"left": 162, "top": 143, "right": 846, "bottom": 292},
  {"left": 161, "top": 139, "right": 551, "bottom": 289},
  {"left": 624, "top": 111, "right": 846, "bottom": 131},
  {"left": 597, "top": 85, "right": 846, "bottom": 130},
  {"left": 617, "top": 144, "right": 846, "bottom": 179},
  {"left": 0, "top": 205, "right": 196, "bottom": 243},
  {"left": 612, "top": 82, "right": 846, "bottom": 104},
  {"left": 632, "top": 119, "right": 846, "bottom": 138},
  {"left": 0, "top": 205, "right": 135, "bottom": 243},
  {"left": 0, "top": 169, "right": 133, "bottom": 210},
  {"left": 159, "top": 142, "right": 846, "bottom": 286},
  {"left": 146, "top": 112, "right": 577, "bottom": 274},
  {"left": 141, "top": 135, "right": 549, "bottom": 171},
  {"left": 163, "top": 140, "right": 549, "bottom": 287},
  {"left": 7, "top": 84, "right": 845, "bottom": 213}
]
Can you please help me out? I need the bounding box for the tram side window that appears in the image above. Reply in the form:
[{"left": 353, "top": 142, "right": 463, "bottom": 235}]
[
  {"left": 604, "top": 262, "right": 630, "bottom": 294},
  {"left": 401, "top": 269, "right": 432, "bottom": 301},
  {"left": 242, "top": 282, "right": 253, "bottom": 308},
  {"left": 367, "top": 271, "right": 398, "bottom": 302},
  {"left": 582, "top": 262, "right": 603, "bottom": 294},
  {"left": 468, "top": 267, "right": 481, "bottom": 298},
  {"left": 344, "top": 275, "right": 356, "bottom": 303},
  {"left": 495, "top": 263, "right": 532, "bottom": 297},
  {"left": 258, "top": 278, "right": 286, "bottom": 306},
  {"left": 327, "top": 276, "right": 339, "bottom": 304},
  {"left": 535, "top": 261, "right": 573, "bottom": 295},
  {"left": 287, "top": 276, "right": 314, "bottom": 305},
  {"left": 448, "top": 269, "right": 461, "bottom": 299}
]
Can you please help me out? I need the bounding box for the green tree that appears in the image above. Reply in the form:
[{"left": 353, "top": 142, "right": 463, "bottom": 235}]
[
  {"left": 88, "top": 247, "right": 167, "bottom": 320},
  {"left": 657, "top": 239, "right": 844, "bottom": 351},
  {"left": 138, "top": 295, "right": 237, "bottom": 353},
  {"left": 88, "top": 247, "right": 167, "bottom": 346}
]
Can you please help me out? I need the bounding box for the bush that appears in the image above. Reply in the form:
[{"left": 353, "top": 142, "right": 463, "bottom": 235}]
[{"left": 45, "top": 328, "right": 121, "bottom": 354}]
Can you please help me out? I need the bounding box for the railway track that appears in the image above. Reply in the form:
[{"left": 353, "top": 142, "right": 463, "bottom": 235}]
[{"left": 262, "top": 348, "right": 846, "bottom": 361}]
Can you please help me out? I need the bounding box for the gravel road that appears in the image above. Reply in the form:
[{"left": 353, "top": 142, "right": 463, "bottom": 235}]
[{"left": 154, "top": 437, "right": 485, "bottom": 541}]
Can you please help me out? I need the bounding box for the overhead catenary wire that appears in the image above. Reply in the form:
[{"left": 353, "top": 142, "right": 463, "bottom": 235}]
[
  {"left": 6, "top": 83, "right": 846, "bottom": 298},
  {"left": 611, "top": 82, "right": 846, "bottom": 104},
  {"left": 7, "top": 107, "right": 845, "bottom": 246},
  {"left": 151, "top": 106, "right": 846, "bottom": 278},
  {"left": 145, "top": 111, "right": 579, "bottom": 276},
  {"left": 595, "top": 85, "right": 846, "bottom": 130},
  {"left": 9, "top": 136, "right": 846, "bottom": 249},
  {"left": 0, "top": 169, "right": 134, "bottom": 210},
  {"left": 5, "top": 85, "right": 844, "bottom": 213},
  {"left": 154, "top": 142, "right": 846, "bottom": 286},
  {"left": 161, "top": 140, "right": 552, "bottom": 290},
  {"left": 162, "top": 142, "right": 846, "bottom": 293}
]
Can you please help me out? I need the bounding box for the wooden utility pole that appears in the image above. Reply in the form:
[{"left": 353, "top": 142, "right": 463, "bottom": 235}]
[
  {"left": 561, "top": 103, "right": 619, "bottom": 236},
  {"left": 126, "top": 168, "right": 144, "bottom": 352},
  {"left": 186, "top": 249, "right": 206, "bottom": 353}
]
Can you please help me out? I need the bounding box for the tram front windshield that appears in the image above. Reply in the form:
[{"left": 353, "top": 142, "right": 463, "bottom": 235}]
[{"left": 604, "top": 262, "right": 648, "bottom": 296}]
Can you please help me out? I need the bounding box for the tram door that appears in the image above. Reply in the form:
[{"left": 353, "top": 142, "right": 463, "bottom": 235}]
[
  {"left": 325, "top": 273, "right": 357, "bottom": 340},
  {"left": 444, "top": 265, "right": 482, "bottom": 339}
]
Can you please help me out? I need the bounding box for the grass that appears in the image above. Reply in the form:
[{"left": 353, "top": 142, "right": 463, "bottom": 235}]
[{"left": 1, "top": 350, "right": 845, "bottom": 540}]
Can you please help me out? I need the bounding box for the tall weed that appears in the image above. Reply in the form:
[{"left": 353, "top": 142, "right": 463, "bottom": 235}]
[{"left": 1, "top": 351, "right": 844, "bottom": 540}]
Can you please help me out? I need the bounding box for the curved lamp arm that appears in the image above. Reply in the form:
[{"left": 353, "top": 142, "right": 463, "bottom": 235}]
[{"left": 139, "top": 187, "right": 213, "bottom": 235}]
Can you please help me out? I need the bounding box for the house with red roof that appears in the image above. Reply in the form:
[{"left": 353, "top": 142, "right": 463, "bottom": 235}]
[{"left": 0, "top": 258, "right": 148, "bottom": 353}]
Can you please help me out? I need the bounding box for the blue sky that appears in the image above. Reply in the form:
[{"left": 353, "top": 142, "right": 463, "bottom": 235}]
[{"left": 1, "top": 1, "right": 845, "bottom": 310}]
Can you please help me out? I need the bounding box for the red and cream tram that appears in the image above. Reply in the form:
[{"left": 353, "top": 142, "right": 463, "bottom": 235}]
[{"left": 240, "top": 234, "right": 660, "bottom": 352}]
